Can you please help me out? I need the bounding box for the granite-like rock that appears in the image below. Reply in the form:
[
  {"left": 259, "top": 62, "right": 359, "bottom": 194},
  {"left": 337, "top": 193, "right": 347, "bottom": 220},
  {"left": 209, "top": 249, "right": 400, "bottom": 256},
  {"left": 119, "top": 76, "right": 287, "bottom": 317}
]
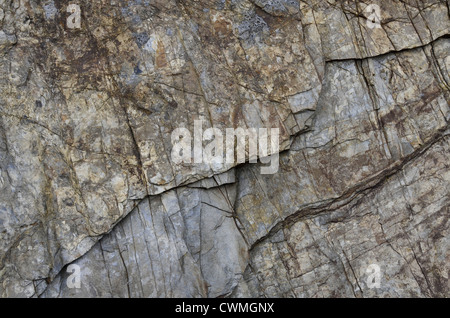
[{"left": 0, "top": 0, "right": 448, "bottom": 297}]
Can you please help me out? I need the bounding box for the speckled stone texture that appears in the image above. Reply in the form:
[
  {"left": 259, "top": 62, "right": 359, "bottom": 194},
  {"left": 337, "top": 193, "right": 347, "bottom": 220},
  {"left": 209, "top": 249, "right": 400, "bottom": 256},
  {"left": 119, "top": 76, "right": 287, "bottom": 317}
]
[{"left": 0, "top": 0, "right": 448, "bottom": 297}]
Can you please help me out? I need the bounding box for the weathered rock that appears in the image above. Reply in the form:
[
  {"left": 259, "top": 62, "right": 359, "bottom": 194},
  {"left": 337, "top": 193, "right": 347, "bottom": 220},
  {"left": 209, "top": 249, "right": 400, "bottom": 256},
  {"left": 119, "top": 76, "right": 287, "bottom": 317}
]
[
  {"left": 233, "top": 135, "right": 449, "bottom": 297},
  {"left": 0, "top": 0, "right": 448, "bottom": 297},
  {"left": 43, "top": 177, "right": 248, "bottom": 298}
]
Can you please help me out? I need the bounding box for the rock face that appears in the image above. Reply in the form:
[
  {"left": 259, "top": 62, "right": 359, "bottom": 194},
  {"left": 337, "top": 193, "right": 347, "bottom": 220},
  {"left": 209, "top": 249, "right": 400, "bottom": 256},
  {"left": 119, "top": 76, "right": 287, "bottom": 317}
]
[{"left": 0, "top": 0, "right": 448, "bottom": 297}]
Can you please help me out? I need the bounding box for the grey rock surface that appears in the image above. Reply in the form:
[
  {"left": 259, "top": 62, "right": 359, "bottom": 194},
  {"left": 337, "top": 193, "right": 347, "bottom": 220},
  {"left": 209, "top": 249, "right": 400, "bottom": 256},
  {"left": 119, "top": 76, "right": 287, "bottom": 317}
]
[{"left": 0, "top": 0, "right": 448, "bottom": 297}]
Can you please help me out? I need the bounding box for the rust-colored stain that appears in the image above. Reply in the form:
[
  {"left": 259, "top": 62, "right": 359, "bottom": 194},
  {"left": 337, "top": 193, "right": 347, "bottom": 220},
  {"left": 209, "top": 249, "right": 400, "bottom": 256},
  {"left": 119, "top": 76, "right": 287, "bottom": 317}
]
[
  {"left": 155, "top": 40, "right": 168, "bottom": 68},
  {"left": 213, "top": 17, "right": 232, "bottom": 37}
]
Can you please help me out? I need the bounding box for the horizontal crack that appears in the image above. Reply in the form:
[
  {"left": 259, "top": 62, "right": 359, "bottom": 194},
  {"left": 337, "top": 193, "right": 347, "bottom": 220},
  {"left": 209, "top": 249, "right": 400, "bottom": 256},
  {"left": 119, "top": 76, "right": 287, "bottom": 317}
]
[{"left": 324, "top": 33, "right": 449, "bottom": 63}]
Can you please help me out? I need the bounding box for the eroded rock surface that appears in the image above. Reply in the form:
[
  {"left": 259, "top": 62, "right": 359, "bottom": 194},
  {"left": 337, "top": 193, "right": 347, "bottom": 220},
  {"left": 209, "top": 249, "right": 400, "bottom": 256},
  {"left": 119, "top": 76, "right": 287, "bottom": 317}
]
[{"left": 0, "top": 0, "right": 448, "bottom": 297}]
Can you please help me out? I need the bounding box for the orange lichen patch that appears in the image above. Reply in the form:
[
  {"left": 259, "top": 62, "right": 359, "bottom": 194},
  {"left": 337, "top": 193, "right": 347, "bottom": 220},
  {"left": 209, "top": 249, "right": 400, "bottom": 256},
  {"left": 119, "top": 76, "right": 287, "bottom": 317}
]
[{"left": 155, "top": 40, "right": 168, "bottom": 68}]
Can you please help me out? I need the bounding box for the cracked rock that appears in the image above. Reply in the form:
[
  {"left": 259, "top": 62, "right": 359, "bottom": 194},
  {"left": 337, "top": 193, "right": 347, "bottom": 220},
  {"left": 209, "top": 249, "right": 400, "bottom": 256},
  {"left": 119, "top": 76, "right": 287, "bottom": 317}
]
[{"left": 0, "top": 0, "right": 448, "bottom": 298}]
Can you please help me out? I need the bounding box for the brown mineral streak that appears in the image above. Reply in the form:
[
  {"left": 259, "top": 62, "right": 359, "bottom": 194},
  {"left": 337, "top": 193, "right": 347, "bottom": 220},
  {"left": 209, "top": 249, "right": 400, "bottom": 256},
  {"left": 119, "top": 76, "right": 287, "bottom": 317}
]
[{"left": 156, "top": 40, "right": 168, "bottom": 69}]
